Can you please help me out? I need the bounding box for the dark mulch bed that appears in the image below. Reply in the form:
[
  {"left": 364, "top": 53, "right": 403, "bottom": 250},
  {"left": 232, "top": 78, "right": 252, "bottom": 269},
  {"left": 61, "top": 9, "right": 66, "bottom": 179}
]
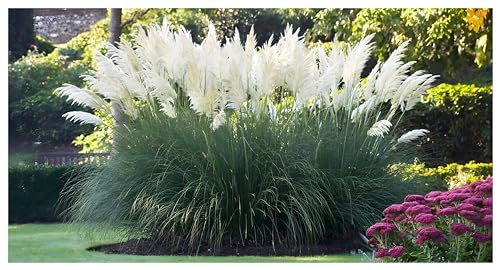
[{"left": 89, "top": 238, "right": 367, "bottom": 256}]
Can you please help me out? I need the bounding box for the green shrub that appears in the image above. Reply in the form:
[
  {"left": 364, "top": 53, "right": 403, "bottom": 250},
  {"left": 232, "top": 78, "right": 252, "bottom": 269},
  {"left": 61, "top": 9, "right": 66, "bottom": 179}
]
[
  {"left": 401, "top": 83, "right": 492, "bottom": 165},
  {"left": 72, "top": 112, "right": 113, "bottom": 153},
  {"left": 62, "top": 20, "right": 109, "bottom": 68},
  {"left": 8, "top": 50, "right": 92, "bottom": 144},
  {"left": 9, "top": 164, "right": 89, "bottom": 223},
  {"left": 33, "top": 34, "right": 55, "bottom": 54},
  {"left": 390, "top": 161, "right": 493, "bottom": 191},
  {"left": 308, "top": 8, "right": 492, "bottom": 81}
]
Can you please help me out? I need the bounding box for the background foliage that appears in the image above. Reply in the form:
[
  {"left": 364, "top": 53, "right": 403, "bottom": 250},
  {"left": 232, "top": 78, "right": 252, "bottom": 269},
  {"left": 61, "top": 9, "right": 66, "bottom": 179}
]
[
  {"left": 308, "top": 8, "right": 492, "bottom": 81},
  {"left": 390, "top": 161, "right": 493, "bottom": 192},
  {"left": 9, "top": 50, "right": 92, "bottom": 144},
  {"left": 400, "top": 83, "right": 492, "bottom": 165}
]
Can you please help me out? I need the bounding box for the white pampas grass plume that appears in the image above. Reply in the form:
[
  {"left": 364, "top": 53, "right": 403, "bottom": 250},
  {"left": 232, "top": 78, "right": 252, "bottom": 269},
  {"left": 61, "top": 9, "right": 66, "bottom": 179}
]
[
  {"left": 367, "top": 120, "right": 392, "bottom": 137},
  {"left": 268, "top": 102, "right": 277, "bottom": 121},
  {"left": 342, "top": 34, "right": 374, "bottom": 92},
  {"left": 211, "top": 110, "right": 226, "bottom": 130},
  {"left": 397, "top": 129, "right": 430, "bottom": 144},
  {"left": 62, "top": 111, "right": 104, "bottom": 125},
  {"left": 55, "top": 84, "right": 110, "bottom": 113}
]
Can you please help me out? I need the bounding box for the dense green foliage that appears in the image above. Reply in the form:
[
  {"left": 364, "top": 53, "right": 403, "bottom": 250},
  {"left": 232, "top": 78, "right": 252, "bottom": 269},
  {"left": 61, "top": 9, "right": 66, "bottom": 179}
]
[
  {"left": 390, "top": 161, "right": 493, "bottom": 191},
  {"left": 34, "top": 34, "right": 56, "bottom": 54},
  {"left": 9, "top": 164, "right": 88, "bottom": 223},
  {"left": 308, "top": 8, "right": 492, "bottom": 81},
  {"left": 401, "top": 83, "right": 492, "bottom": 165},
  {"left": 64, "top": 97, "right": 421, "bottom": 253},
  {"left": 8, "top": 50, "right": 92, "bottom": 144},
  {"left": 72, "top": 112, "right": 113, "bottom": 153}
]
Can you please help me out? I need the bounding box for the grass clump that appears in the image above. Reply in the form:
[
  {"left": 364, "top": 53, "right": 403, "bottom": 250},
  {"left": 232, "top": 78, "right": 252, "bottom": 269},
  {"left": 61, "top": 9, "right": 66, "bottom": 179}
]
[{"left": 60, "top": 21, "right": 436, "bottom": 254}]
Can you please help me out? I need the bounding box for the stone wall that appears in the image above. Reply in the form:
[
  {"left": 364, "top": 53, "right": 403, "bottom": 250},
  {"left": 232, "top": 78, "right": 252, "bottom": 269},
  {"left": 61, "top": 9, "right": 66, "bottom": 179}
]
[{"left": 33, "top": 8, "right": 106, "bottom": 44}]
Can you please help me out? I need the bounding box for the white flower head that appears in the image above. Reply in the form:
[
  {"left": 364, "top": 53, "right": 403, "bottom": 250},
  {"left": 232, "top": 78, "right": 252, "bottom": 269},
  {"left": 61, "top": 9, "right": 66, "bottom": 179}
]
[
  {"left": 397, "top": 129, "right": 430, "bottom": 144},
  {"left": 211, "top": 110, "right": 227, "bottom": 130},
  {"left": 62, "top": 111, "right": 104, "bottom": 125},
  {"left": 367, "top": 120, "right": 392, "bottom": 137}
]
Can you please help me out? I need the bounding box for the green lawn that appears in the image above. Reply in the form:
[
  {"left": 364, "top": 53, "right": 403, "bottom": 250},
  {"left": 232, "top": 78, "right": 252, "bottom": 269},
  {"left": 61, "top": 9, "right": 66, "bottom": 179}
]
[{"left": 8, "top": 224, "right": 366, "bottom": 262}]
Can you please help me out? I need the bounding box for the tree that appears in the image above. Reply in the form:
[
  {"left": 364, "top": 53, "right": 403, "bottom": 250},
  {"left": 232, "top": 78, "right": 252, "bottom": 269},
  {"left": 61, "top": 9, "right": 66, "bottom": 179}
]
[
  {"left": 108, "top": 8, "right": 124, "bottom": 155},
  {"left": 8, "top": 9, "right": 34, "bottom": 60}
]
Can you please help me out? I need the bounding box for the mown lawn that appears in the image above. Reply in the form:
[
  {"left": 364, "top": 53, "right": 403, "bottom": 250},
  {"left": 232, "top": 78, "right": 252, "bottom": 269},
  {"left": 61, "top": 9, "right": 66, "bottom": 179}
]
[{"left": 8, "top": 224, "right": 367, "bottom": 262}]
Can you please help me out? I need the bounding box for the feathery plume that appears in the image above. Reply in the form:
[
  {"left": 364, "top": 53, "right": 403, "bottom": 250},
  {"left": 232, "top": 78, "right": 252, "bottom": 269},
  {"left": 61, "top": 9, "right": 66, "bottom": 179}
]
[
  {"left": 397, "top": 129, "right": 430, "bottom": 144},
  {"left": 367, "top": 120, "right": 392, "bottom": 137},
  {"left": 62, "top": 111, "right": 104, "bottom": 125}
]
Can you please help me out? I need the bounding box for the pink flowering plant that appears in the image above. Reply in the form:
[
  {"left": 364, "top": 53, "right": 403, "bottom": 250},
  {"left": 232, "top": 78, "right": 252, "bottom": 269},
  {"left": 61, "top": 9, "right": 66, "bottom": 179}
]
[{"left": 366, "top": 177, "right": 492, "bottom": 262}]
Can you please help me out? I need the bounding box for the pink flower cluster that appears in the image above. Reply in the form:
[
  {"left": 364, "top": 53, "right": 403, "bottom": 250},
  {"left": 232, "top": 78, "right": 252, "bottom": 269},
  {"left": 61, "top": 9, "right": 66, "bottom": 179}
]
[
  {"left": 415, "top": 226, "right": 446, "bottom": 244},
  {"left": 366, "top": 177, "right": 493, "bottom": 261},
  {"left": 366, "top": 222, "right": 396, "bottom": 237}
]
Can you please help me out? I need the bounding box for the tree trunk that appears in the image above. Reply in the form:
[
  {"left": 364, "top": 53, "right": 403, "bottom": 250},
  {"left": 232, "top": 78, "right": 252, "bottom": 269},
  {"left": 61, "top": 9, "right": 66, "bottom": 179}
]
[
  {"left": 8, "top": 9, "right": 34, "bottom": 60},
  {"left": 108, "top": 8, "right": 122, "bottom": 46},
  {"left": 108, "top": 8, "right": 124, "bottom": 156}
]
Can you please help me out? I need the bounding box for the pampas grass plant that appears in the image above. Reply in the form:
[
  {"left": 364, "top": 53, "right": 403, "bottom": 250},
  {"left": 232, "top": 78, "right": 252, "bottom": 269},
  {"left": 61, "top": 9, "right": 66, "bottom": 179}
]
[{"left": 58, "top": 20, "right": 437, "bottom": 254}]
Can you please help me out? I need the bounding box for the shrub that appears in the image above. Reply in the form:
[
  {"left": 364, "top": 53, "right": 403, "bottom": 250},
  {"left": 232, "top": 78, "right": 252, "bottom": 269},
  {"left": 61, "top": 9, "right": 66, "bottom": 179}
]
[
  {"left": 60, "top": 22, "right": 435, "bottom": 253},
  {"left": 390, "top": 161, "right": 493, "bottom": 191},
  {"left": 8, "top": 164, "right": 89, "bottom": 223},
  {"left": 33, "top": 34, "right": 55, "bottom": 55},
  {"left": 366, "top": 177, "right": 492, "bottom": 262},
  {"left": 8, "top": 50, "right": 92, "bottom": 144},
  {"left": 309, "top": 9, "right": 492, "bottom": 80},
  {"left": 72, "top": 112, "right": 113, "bottom": 153},
  {"left": 401, "top": 83, "right": 492, "bottom": 165}
]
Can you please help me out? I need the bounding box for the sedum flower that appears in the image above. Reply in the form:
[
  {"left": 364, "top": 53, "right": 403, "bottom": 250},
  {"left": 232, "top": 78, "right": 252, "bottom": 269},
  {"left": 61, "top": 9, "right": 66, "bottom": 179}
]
[
  {"left": 459, "top": 210, "right": 480, "bottom": 222},
  {"left": 482, "top": 197, "right": 493, "bottom": 207},
  {"left": 375, "top": 248, "right": 390, "bottom": 258},
  {"left": 415, "top": 226, "right": 446, "bottom": 244},
  {"left": 405, "top": 205, "right": 432, "bottom": 216},
  {"left": 436, "top": 207, "right": 458, "bottom": 216},
  {"left": 480, "top": 208, "right": 492, "bottom": 215},
  {"left": 450, "top": 223, "right": 473, "bottom": 236},
  {"left": 383, "top": 204, "right": 403, "bottom": 215},
  {"left": 447, "top": 193, "right": 472, "bottom": 202},
  {"left": 366, "top": 222, "right": 396, "bottom": 237},
  {"left": 404, "top": 194, "right": 425, "bottom": 203},
  {"left": 482, "top": 215, "right": 492, "bottom": 227},
  {"left": 463, "top": 196, "right": 484, "bottom": 206},
  {"left": 475, "top": 182, "right": 492, "bottom": 194},
  {"left": 388, "top": 245, "right": 405, "bottom": 259},
  {"left": 414, "top": 213, "right": 436, "bottom": 224},
  {"left": 473, "top": 232, "right": 492, "bottom": 244},
  {"left": 457, "top": 203, "right": 480, "bottom": 212}
]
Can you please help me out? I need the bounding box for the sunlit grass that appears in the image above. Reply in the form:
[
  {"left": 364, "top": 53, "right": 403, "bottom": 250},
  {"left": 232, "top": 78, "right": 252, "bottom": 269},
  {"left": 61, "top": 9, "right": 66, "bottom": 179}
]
[{"left": 8, "top": 223, "right": 366, "bottom": 263}]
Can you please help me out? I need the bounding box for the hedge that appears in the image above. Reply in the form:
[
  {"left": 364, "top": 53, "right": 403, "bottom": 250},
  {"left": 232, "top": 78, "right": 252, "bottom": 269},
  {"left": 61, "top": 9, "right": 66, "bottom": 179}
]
[
  {"left": 390, "top": 161, "right": 493, "bottom": 192},
  {"left": 8, "top": 164, "right": 89, "bottom": 223}
]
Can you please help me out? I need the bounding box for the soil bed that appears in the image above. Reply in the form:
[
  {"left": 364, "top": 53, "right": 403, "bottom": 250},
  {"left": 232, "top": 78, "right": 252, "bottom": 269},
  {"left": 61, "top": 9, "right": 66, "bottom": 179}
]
[{"left": 89, "top": 238, "right": 366, "bottom": 256}]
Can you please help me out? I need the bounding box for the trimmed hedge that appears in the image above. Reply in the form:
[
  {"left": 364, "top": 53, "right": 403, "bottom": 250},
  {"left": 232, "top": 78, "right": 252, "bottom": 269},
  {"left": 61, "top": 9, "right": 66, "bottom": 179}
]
[
  {"left": 390, "top": 161, "right": 493, "bottom": 192},
  {"left": 8, "top": 165, "right": 87, "bottom": 223}
]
